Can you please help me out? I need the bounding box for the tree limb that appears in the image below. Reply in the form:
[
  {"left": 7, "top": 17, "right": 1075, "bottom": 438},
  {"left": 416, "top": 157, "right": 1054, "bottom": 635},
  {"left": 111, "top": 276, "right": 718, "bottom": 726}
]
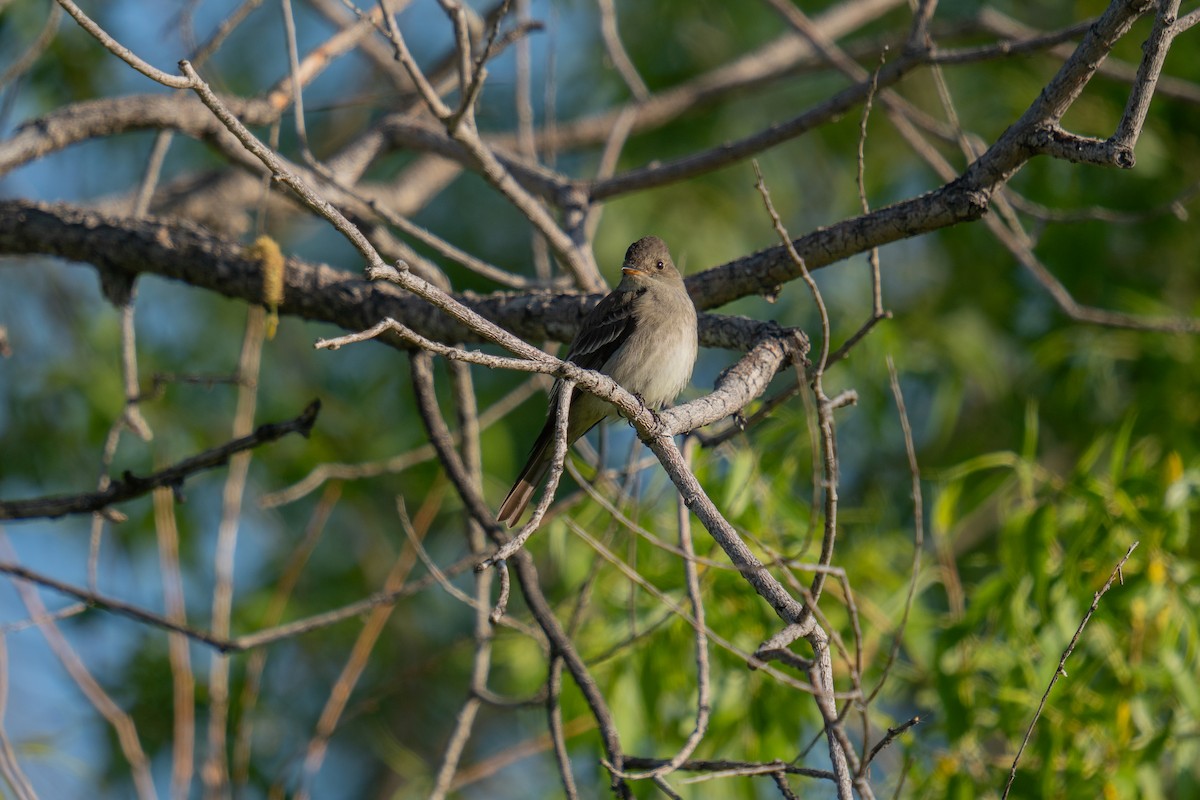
[{"left": 0, "top": 401, "right": 320, "bottom": 521}]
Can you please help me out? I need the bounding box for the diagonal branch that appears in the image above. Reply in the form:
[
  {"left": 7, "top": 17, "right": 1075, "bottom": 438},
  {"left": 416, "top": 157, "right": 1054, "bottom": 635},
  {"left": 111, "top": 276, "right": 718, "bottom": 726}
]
[
  {"left": 1001, "top": 541, "right": 1140, "bottom": 799},
  {"left": 52, "top": 0, "right": 194, "bottom": 88},
  {"left": 0, "top": 401, "right": 320, "bottom": 521},
  {"left": 0, "top": 547, "right": 483, "bottom": 655}
]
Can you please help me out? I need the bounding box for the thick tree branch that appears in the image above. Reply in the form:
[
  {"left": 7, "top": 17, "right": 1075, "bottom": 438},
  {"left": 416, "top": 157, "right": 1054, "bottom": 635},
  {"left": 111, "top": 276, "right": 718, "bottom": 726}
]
[
  {"left": 0, "top": 199, "right": 783, "bottom": 351},
  {"left": 4, "top": 1, "right": 1178, "bottom": 324},
  {"left": 696, "top": 0, "right": 1169, "bottom": 308}
]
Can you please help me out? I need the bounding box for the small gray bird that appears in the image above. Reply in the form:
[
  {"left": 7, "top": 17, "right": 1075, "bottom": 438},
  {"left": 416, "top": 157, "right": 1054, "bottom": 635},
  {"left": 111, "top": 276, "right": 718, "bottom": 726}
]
[{"left": 497, "top": 236, "right": 698, "bottom": 527}]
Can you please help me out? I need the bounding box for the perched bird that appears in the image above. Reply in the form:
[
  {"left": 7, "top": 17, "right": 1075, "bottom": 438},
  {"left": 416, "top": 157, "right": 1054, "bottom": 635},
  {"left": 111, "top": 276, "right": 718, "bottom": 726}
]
[{"left": 497, "top": 236, "right": 698, "bottom": 527}]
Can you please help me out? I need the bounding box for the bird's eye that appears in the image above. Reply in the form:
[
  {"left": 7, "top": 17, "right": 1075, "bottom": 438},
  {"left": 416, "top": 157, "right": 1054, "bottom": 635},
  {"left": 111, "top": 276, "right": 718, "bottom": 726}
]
[{"left": 656, "top": 260, "right": 665, "bottom": 270}]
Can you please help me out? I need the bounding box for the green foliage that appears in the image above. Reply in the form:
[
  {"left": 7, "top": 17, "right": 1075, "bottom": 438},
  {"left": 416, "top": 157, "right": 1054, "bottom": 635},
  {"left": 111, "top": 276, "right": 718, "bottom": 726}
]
[{"left": 889, "top": 417, "right": 1196, "bottom": 797}]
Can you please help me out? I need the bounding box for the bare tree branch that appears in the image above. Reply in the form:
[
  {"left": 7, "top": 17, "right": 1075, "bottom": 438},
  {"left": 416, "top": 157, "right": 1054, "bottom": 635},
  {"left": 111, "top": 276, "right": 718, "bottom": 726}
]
[
  {"left": 1001, "top": 541, "right": 1140, "bottom": 799},
  {"left": 0, "top": 401, "right": 320, "bottom": 521}
]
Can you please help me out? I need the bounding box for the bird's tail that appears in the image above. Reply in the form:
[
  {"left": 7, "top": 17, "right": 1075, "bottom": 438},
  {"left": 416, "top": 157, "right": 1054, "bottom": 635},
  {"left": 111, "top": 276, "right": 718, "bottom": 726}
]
[{"left": 496, "top": 423, "right": 554, "bottom": 527}]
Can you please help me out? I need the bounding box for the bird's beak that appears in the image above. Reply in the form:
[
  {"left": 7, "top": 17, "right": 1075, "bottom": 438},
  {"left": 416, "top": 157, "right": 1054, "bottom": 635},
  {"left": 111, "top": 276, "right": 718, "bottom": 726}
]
[{"left": 621, "top": 265, "right": 649, "bottom": 276}]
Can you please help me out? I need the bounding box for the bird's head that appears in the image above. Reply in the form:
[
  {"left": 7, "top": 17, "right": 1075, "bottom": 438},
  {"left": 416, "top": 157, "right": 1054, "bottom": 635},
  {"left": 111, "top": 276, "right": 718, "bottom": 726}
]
[{"left": 619, "top": 235, "right": 683, "bottom": 285}]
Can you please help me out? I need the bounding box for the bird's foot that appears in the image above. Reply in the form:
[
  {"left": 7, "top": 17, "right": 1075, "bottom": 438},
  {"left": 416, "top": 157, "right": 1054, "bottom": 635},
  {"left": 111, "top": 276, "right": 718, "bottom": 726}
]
[{"left": 632, "top": 406, "right": 667, "bottom": 443}]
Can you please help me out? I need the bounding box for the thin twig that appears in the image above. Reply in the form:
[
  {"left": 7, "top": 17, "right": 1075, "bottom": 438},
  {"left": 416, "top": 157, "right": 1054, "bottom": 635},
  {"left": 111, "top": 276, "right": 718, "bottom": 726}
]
[
  {"left": 376, "top": 0, "right": 452, "bottom": 118},
  {"left": 53, "top": 0, "right": 194, "bottom": 87},
  {"left": 233, "top": 483, "right": 341, "bottom": 788},
  {"left": 447, "top": 715, "right": 595, "bottom": 792},
  {"left": 620, "top": 756, "right": 833, "bottom": 782},
  {"left": 751, "top": 164, "right": 841, "bottom": 611},
  {"left": 752, "top": 163, "right": 855, "bottom": 800},
  {"left": 545, "top": 649, "right": 581, "bottom": 798},
  {"left": 0, "top": 548, "right": 477, "bottom": 652},
  {"left": 295, "top": 488, "right": 438, "bottom": 799},
  {"left": 0, "top": 601, "right": 86, "bottom": 634},
  {"left": 566, "top": 520, "right": 815, "bottom": 695},
  {"left": 402, "top": 358, "right": 633, "bottom": 797},
  {"left": 0, "top": 535, "right": 157, "bottom": 800},
  {"left": 261, "top": 378, "right": 539, "bottom": 507},
  {"left": 188, "top": 0, "right": 265, "bottom": 67},
  {"left": 0, "top": 638, "right": 37, "bottom": 800},
  {"left": 428, "top": 356, "right": 496, "bottom": 798},
  {"left": 863, "top": 716, "right": 922, "bottom": 768},
  {"left": 0, "top": 401, "right": 320, "bottom": 521},
  {"left": 0, "top": 2, "right": 62, "bottom": 92},
  {"left": 154, "top": 486, "right": 195, "bottom": 800},
  {"left": 374, "top": 2, "right": 603, "bottom": 289},
  {"left": 989, "top": 194, "right": 1200, "bottom": 334},
  {"left": 1001, "top": 541, "right": 1139, "bottom": 799},
  {"left": 605, "top": 437, "right": 711, "bottom": 782},
  {"left": 596, "top": 0, "right": 650, "bottom": 101},
  {"left": 864, "top": 359, "right": 925, "bottom": 707},
  {"left": 204, "top": 304, "right": 266, "bottom": 797},
  {"left": 130, "top": 131, "right": 173, "bottom": 218}
]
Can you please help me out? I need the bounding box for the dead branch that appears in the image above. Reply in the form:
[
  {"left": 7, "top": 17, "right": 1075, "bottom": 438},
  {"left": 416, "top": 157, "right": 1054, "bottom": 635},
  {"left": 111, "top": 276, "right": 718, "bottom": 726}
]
[{"left": 0, "top": 401, "right": 320, "bottom": 521}]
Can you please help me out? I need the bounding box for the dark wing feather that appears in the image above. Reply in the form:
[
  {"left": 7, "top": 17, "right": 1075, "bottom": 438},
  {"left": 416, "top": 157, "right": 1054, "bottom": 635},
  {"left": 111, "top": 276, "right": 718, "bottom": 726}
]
[
  {"left": 565, "top": 288, "right": 643, "bottom": 372},
  {"left": 498, "top": 288, "right": 643, "bottom": 525}
]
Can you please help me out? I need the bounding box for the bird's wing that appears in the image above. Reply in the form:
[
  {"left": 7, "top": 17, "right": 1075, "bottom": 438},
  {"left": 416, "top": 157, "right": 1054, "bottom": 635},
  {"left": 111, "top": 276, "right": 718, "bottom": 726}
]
[{"left": 565, "top": 287, "right": 645, "bottom": 372}]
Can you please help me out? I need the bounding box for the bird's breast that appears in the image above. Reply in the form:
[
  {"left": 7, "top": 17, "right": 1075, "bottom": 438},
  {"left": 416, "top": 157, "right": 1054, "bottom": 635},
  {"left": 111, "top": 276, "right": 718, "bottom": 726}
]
[{"left": 604, "top": 311, "right": 698, "bottom": 409}]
